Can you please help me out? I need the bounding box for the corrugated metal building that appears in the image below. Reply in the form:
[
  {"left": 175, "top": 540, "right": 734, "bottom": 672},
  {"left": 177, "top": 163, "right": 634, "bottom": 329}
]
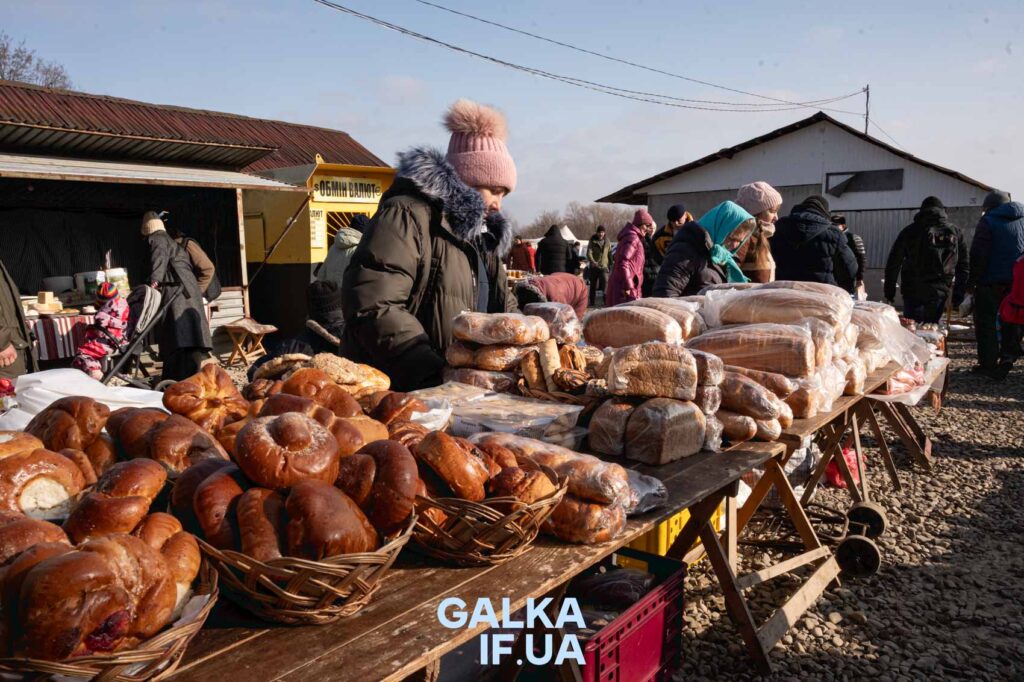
[
  {"left": 599, "top": 112, "right": 999, "bottom": 299},
  {"left": 0, "top": 80, "right": 390, "bottom": 337}
]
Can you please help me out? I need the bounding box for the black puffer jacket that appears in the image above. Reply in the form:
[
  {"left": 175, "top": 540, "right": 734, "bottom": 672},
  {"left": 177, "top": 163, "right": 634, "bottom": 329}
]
[
  {"left": 535, "top": 227, "right": 575, "bottom": 275},
  {"left": 884, "top": 207, "right": 968, "bottom": 304},
  {"left": 652, "top": 222, "right": 726, "bottom": 297},
  {"left": 342, "top": 147, "right": 514, "bottom": 391},
  {"left": 772, "top": 204, "right": 857, "bottom": 286}
]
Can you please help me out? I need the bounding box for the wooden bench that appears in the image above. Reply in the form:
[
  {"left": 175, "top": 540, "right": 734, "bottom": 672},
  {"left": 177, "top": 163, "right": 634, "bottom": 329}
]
[{"left": 222, "top": 317, "right": 277, "bottom": 367}]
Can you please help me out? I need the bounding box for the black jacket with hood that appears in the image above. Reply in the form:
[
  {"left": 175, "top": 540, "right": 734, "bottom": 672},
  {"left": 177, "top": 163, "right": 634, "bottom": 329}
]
[
  {"left": 652, "top": 221, "right": 727, "bottom": 297},
  {"left": 771, "top": 200, "right": 858, "bottom": 286},
  {"left": 342, "top": 147, "right": 514, "bottom": 391},
  {"left": 884, "top": 206, "right": 968, "bottom": 304},
  {"left": 535, "top": 226, "right": 575, "bottom": 275}
]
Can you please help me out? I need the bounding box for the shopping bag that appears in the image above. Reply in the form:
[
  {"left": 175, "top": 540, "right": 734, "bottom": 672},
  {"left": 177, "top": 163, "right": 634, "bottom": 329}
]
[{"left": 824, "top": 447, "right": 864, "bottom": 489}]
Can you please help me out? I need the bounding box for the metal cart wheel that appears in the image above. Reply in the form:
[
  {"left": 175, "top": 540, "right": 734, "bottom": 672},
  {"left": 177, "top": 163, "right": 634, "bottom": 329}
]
[
  {"left": 835, "top": 535, "right": 882, "bottom": 578},
  {"left": 847, "top": 501, "right": 888, "bottom": 539}
]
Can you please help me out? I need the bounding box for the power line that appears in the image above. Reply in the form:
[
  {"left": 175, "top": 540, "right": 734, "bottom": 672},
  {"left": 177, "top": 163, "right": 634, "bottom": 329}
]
[
  {"left": 869, "top": 119, "right": 905, "bottom": 150},
  {"left": 414, "top": 0, "right": 865, "bottom": 111},
  {"left": 313, "top": 0, "right": 864, "bottom": 114}
]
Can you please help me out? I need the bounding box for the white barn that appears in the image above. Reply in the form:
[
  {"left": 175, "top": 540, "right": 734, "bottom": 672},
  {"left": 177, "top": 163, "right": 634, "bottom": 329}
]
[{"left": 598, "top": 112, "right": 999, "bottom": 296}]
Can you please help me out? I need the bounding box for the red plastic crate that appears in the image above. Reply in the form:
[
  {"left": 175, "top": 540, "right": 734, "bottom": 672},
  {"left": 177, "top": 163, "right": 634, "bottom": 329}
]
[{"left": 579, "top": 547, "right": 686, "bottom": 682}]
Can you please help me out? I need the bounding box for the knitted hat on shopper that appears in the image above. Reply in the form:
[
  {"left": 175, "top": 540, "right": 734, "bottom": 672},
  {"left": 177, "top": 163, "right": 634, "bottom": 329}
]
[
  {"left": 983, "top": 191, "right": 1011, "bottom": 212},
  {"left": 632, "top": 208, "right": 653, "bottom": 227},
  {"left": 921, "top": 196, "right": 945, "bottom": 210},
  {"left": 141, "top": 211, "right": 165, "bottom": 236},
  {"left": 443, "top": 99, "right": 517, "bottom": 193},
  {"left": 666, "top": 204, "right": 688, "bottom": 223},
  {"left": 736, "top": 182, "right": 784, "bottom": 216},
  {"left": 97, "top": 282, "right": 119, "bottom": 300}
]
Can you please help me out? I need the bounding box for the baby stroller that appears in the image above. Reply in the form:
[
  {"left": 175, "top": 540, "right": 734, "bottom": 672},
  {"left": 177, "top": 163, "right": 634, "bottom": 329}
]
[{"left": 98, "top": 282, "right": 184, "bottom": 389}]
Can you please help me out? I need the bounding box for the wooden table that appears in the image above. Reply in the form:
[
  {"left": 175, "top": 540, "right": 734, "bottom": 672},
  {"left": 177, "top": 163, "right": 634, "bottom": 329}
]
[{"left": 171, "top": 441, "right": 829, "bottom": 681}]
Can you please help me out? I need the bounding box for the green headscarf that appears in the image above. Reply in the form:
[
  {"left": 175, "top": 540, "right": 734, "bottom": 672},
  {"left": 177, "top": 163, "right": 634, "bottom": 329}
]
[{"left": 697, "top": 201, "right": 755, "bottom": 283}]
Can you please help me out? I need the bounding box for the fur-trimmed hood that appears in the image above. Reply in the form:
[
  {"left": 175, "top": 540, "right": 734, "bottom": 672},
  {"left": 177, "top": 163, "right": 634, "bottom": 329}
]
[{"left": 395, "top": 146, "right": 513, "bottom": 257}]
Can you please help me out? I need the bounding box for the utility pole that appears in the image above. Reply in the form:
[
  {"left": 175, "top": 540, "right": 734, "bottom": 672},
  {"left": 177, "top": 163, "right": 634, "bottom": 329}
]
[{"left": 864, "top": 84, "right": 870, "bottom": 135}]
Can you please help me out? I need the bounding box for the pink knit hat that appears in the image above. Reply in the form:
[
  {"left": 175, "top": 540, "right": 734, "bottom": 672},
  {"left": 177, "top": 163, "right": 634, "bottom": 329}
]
[
  {"left": 443, "top": 99, "right": 517, "bottom": 193},
  {"left": 632, "top": 208, "right": 653, "bottom": 227},
  {"left": 736, "top": 182, "right": 783, "bottom": 215}
]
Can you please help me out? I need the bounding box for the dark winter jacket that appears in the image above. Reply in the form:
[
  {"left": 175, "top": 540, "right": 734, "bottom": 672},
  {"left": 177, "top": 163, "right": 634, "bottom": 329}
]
[
  {"left": 0, "top": 258, "right": 37, "bottom": 378},
  {"left": 342, "top": 147, "right": 514, "bottom": 391},
  {"left": 642, "top": 236, "right": 660, "bottom": 297},
  {"left": 884, "top": 207, "right": 968, "bottom": 304},
  {"left": 146, "top": 230, "right": 212, "bottom": 354},
  {"left": 772, "top": 204, "right": 858, "bottom": 286},
  {"left": 587, "top": 236, "right": 610, "bottom": 270},
  {"left": 834, "top": 230, "right": 867, "bottom": 292},
  {"left": 535, "top": 227, "right": 575, "bottom": 275},
  {"left": 969, "top": 201, "right": 1024, "bottom": 287},
  {"left": 652, "top": 222, "right": 727, "bottom": 297}
]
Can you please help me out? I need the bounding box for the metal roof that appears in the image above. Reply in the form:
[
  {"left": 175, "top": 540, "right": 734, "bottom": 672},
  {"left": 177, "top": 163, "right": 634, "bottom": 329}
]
[
  {"left": 597, "top": 112, "right": 995, "bottom": 204},
  {"left": 0, "top": 153, "right": 303, "bottom": 191},
  {"left": 0, "top": 80, "right": 388, "bottom": 171}
]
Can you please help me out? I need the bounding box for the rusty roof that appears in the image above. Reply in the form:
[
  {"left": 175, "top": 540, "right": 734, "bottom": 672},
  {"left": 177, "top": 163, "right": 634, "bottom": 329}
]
[{"left": 0, "top": 80, "right": 388, "bottom": 171}]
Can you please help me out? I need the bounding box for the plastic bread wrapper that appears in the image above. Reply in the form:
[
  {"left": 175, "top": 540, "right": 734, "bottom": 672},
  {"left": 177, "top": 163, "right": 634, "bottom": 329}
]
[
  {"left": 451, "top": 393, "right": 583, "bottom": 440},
  {"left": 852, "top": 303, "right": 930, "bottom": 370},
  {"left": 700, "top": 286, "right": 853, "bottom": 331},
  {"left": 703, "top": 414, "right": 724, "bottom": 453},
  {"left": 410, "top": 381, "right": 493, "bottom": 407},
  {"left": 867, "top": 357, "right": 950, "bottom": 406},
  {"left": 686, "top": 323, "right": 817, "bottom": 379},
  {"left": 625, "top": 469, "right": 668, "bottom": 515},
  {"left": 404, "top": 397, "right": 454, "bottom": 433},
  {"left": 523, "top": 302, "right": 582, "bottom": 344}
]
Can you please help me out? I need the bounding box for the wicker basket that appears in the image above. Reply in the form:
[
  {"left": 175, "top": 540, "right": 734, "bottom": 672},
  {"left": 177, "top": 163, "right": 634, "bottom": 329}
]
[
  {"left": 412, "top": 467, "right": 567, "bottom": 566},
  {"left": 0, "top": 558, "right": 218, "bottom": 682},
  {"left": 198, "top": 516, "right": 414, "bottom": 625},
  {"left": 516, "top": 378, "right": 595, "bottom": 406}
]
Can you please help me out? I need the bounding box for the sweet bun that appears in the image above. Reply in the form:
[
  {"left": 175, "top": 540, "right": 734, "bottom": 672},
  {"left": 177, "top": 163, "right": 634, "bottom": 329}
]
[
  {"left": 369, "top": 392, "right": 428, "bottom": 426},
  {"left": 192, "top": 464, "right": 248, "bottom": 550},
  {"left": 107, "top": 408, "right": 169, "bottom": 459},
  {"left": 0, "top": 448, "right": 87, "bottom": 519},
  {"left": 242, "top": 378, "right": 283, "bottom": 401},
  {"left": 343, "top": 416, "right": 389, "bottom": 446},
  {"left": 327, "top": 418, "right": 366, "bottom": 457},
  {"left": 0, "top": 431, "right": 44, "bottom": 459},
  {"left": 83, "top": 434, "right": 117, "bottom": 476},
  {"left": 162, "top": 364, "right": 250, "bottom": 433},
  {"left": 94, "top": 459, "right": 167, "bottom": 500},
  {"left": 258, "top": 393, "right": 336, "bottom": 427},
  {"left": 235, "top": 487, "right": 287, "bottom": 562},
  {"left": 281, "top": 368, "right": 362, "bottom": 418},
  {"left": 285, "top": 480, "right": 378, "bottom": 559},
  {"left": 414, "top": 478, "right": 447, "bottom": 527},
  {"left": 62, "top": 459, "right": 167, "bottom": 543},
  {"left": 388, "top": 420, "right": 429, "bottom": 451},
  {"left": 59, "top": 448, "right": 99, "bottom": 485},
  {"left": 1, "top": 541, "right": 72, "bottom": 628},
  {"left": 474, "top": 441, "right": 519, "bottom": 470},
  {"left": 234, "top": 414, "right": 340, "bottom": 490},
  {"left": 171, "top": 459, "right": 232, "bottom": 533},
  {"left": 347, "top": 441, "right": 418, "bottom": 535},
  {"left": 488, "top": 467, "right": 558, "bottom": 505},
  {"left": 334, "top": 454, "right": 376, "bottom": 507},
  {"left": 25, "top": 397, "right": 110, "bottom": 451},
  {"left": 132, "top": 513, "right": 201, "bottom": 616},
  {"left": 413, "top": 432, "right": 490, "bottom": 502},
  {"left": 145, "top": 414, "right": 230, "bottom": 473},
  {"left": 0, "top": 512, "right": 69, "bottom": 565}
]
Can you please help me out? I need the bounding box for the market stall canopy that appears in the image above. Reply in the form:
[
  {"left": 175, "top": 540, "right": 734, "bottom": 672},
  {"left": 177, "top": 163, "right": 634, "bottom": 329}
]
[{"left": 0, "top": 153, "right": 302, "bottom": 191}]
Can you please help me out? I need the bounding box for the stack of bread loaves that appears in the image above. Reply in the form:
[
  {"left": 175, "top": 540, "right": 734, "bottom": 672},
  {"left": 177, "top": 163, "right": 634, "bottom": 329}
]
[{"left": 589, "top": 342, "right": 707, "bottom": 464}]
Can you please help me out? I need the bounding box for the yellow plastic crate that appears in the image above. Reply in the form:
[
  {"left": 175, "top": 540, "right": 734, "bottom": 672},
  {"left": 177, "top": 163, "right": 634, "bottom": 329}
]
[{"left": 619, "top": 503, "right": 725, "bottom": 570}]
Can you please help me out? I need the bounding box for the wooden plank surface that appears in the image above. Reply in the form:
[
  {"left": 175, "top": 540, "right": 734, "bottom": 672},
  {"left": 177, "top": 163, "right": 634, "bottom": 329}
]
[{"left": 171, "top": 443, "right": 783, "bottom": 681}]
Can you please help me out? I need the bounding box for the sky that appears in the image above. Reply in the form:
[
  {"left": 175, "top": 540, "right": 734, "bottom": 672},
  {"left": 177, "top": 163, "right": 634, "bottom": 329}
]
[{"left": 3, "top": 0, "right": 1023, "bottom": 225}]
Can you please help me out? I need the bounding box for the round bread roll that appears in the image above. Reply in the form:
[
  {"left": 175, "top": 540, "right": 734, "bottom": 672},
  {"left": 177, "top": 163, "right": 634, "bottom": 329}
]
[
  {"left": 25, "top": 397, "right": 110, "bottom": 451},
  {"left": 343, "top": 415, "right": 389, "bottom": 446},
  {"left": 0, "top": 431, "right": 44, "bottom": 459},
  {"left": 349, "top": 440, "right": 418, "bottom": 535},
  {"left": 132, "top": 513, "right": 202, "bottom": 616},
  {"left": 59, "top": 448, "right": 99, "bottom": 485},
  {"left": 258, "top": 393, "right": 336, "bottom": 427},
  {"left": 335, "top": 454, "right": 376, "bottom": 507},
  {"left": 107, "top": 408, "right": 169, "bottom": 459},
  {"left": 388, "top": 420, "right": 429, "bottom": 451},
  {"left": 413, "top": 432, "right": 490, "bottom": 502},
  {"left": 0, "top": 448, "right": 87, "bottom": 519},
  {"left": 285, "top": 480, "right": 379, "bottom": 559},
  {"left": 83, "top": 434, "right": 117, "bottom": 476},
  {"left": 192, "top": 464, "right": 248, "bottom": 550},
  {"left": 242, "top": 378, "right": 283, "bottom": 401},
  {"left": 0, "top": 512, "right": 69, "bottom": 565},
  {"left": 281, "top": 368, "right": 362, "bottom": 418},
  {"left": 162, "top": 363, "right": 250, "bottom": 433},
  {"left": 1, "top": 541, "right": 72, "bottom": 630},
  {"left": 145, "top": 414, "right": 230, "bottom": 473},
  {"left": 488, "top": 467, "right": 558, "bottom": 505},
  {"left": 236, "top": 487, "right": 286, "bottom": 562},
  {"left": 235, "top": 414, "right": 340, "bottom": 490},
  {"left": 369, "top": 392, "right": 428, "bottom": 426},
  {"left": 171, "top": 458, "right": 232, "bottom": 534}
]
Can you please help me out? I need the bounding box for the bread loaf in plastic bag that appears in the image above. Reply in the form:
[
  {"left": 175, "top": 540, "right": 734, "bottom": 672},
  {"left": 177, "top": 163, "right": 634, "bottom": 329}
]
[
  {"left": 690, "top": 349, "right": 724, "bottom": 386},
  {"left": 687, "top": 323, "right": 816, "bottom": 377},
  {"left": 719, "top": 371, "right": 782, "bottom": 420},
  {"left": 583, "top": 307, "right": 682, "bottom": 348},
  {"left": 624, "top": 398, "right": 706, "bottom": 465},
  {"left": 723, "top": 365, "right": 797, "bottom": 398},
  {"left": 702, "top": 287, "right": 853, "bottom": 333},
  {"left": 754, "top": 418, "right": 782, "bottom": 441},
  {"left": 446, "top": 341, "right": 539, "bottom": 372},
  {"left": 442, "top": 367, "right": 516, "bottom": 393},
  {"left": 620, "top": 298, "right": 705, "bottom": 340},
  {"left": 717, "top": 410, "right": 757, "bottom": 443},
  {"left": 524, "top": 302, "right": 582, "bottom": 344},
  {"left": 704, "top": 414, "right": 724, "bottom": 452},
  {"left": 453, "top": 312, "right": 550, "bottom": 346},
  {"left": 587, "top": 398, "right": 635, "bottom": 457},
  {"left": 607, "top": 342, "right": 698, "bottom": 400},
  {"left": 693, "top": 386, "right": 722, "bottom": 415}
]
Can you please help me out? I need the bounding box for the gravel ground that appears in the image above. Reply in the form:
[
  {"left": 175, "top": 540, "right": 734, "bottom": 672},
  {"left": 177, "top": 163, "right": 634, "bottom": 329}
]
[{"left": 677, "top": 337, "right": 1024, "bottom": 681}]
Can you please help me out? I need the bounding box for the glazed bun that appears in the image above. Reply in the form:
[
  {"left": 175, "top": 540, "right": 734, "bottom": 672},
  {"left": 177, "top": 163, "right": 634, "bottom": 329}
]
[
  {"left": 0, "top": 448, "right": 87, "bottom": 519},
  {"left": 235, "top": 487, "right": 287, "bottom": 562},
  {"left": 0, "top": 512, "right": 69, "bottom": 565},
  {"left": 145, "top": 414, "right": 230, "bottom": 473},
  {"left": 413, "top": 432, "right": 490, "bottom": 502},
  {"left": 281, "top": 368, "right": 362, "bottom": 418},
  {"left": 83, "top": 434, "right": 117, "bottom": 476},
  {"left": 387, "top": 420, "right": 429, "bottom": 451},
  {"left": 25, "top": 397, "right": 110, "bottom": 451},
  {"left": 285, "top": 480, "right": 378, "bottom": 560},
  {"left": 192, "top": 464, "right": 247, "bottom": 550},
  {"left": 107, "top": 408, "right": 169, "bottom": 459},
  {"left": 162, "top": 364, "right": 250, "bottom": 433},
  {"left": 62, "top": 459, "right": 167, "bottom": 543},
  {"left": 0, "top": 431, "right": 44, "bottom": 459},
  {"left": 369, "top": 392, "right": 428, "bottom": 426},
  {"left": 343, "top": 416, "right": 389, "bottom": 447},
  {"left": 132, "top": 513, "right": 201, "bottom": 616},
  {"left": 488, "top": 467, "right": 558, "bottom": 504},
  {"left": 342, "top": 441, "right": 418, "bottom": 536},
  {"left": 234, "top": 414, "right": 340, "bottom": 490},
  {"left": 242, "top": 378, "right": 283, "bottom": 402}
]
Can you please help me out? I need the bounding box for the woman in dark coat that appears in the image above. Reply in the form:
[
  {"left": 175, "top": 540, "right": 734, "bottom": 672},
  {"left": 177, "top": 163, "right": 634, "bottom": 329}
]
[
  {"left": 653, "top": 202, "right": 756, "bottom": 297},
  {"left": 535, "top": 225, "right": 575, "bottom": 275},
  {"left": 771, "top": 195, "right": 858, "bottom": 286},
  {"left": 141, "top": 211, "right": 212, "bottom": 381},
  {"left": 342, "top": 99, "right": 517, "bottom": 390}
]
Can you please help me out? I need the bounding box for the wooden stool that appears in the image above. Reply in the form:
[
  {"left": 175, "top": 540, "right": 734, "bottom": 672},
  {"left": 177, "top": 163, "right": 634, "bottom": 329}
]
[{"left": 224, "top": 317, "right": 277, "bottom": 367}]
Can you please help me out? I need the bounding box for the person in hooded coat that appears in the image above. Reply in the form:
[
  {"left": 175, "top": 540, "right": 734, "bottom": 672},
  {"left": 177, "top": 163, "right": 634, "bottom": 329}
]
[
  {"left": 653, "top": 201, "right": 756, "bottom": 298},
  {"left": 535, "top": 225, "right": 575, "bottom": 275},
  {"left": 606, "top": 209, "right": 653, "bottom": 306},
  {"left": 141, "top": 211, "right": 213, "bottom": 382},
  {"left": 884, "top": 196, "right": 969, "bottom": 323},
  {"left": 342, "top": 99, "right": 517, "bottom": 391},
  {"left": 317, "top": 214, "right": 368, "bottom": 286},
  {"left": 772, "top": 195, "right": 857, "bottom": 286},
  {"left": 969, "top": 191, "right": 1024, "bottom": 373}
]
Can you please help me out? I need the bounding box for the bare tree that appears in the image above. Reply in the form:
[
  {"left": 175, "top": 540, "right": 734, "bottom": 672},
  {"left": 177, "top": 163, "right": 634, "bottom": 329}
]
[
  {"left": 0, "top": 32, "right": 73, "bottom": 89},
  {"left": 520, "top": 209, "right": 564, "bottom": 239},
  {"left": 520, "top": 203, "right": 636, "bottom": 240}
]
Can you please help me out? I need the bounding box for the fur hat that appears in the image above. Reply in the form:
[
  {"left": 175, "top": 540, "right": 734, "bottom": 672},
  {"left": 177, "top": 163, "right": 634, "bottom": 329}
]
[
  {"left": 141, "top": 211, "right": 165, "bottom": 236},
  {"left": 443, "top": 99, "right": 517, "bottom": 193},
  {"left": 736, "top": 182, "right": 783, "bottom": 216}
]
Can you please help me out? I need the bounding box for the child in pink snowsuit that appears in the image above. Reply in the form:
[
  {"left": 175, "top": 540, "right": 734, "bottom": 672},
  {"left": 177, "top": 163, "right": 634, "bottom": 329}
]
[{"left": 73, "top": 282, "right": 130, "bottom": 380}]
